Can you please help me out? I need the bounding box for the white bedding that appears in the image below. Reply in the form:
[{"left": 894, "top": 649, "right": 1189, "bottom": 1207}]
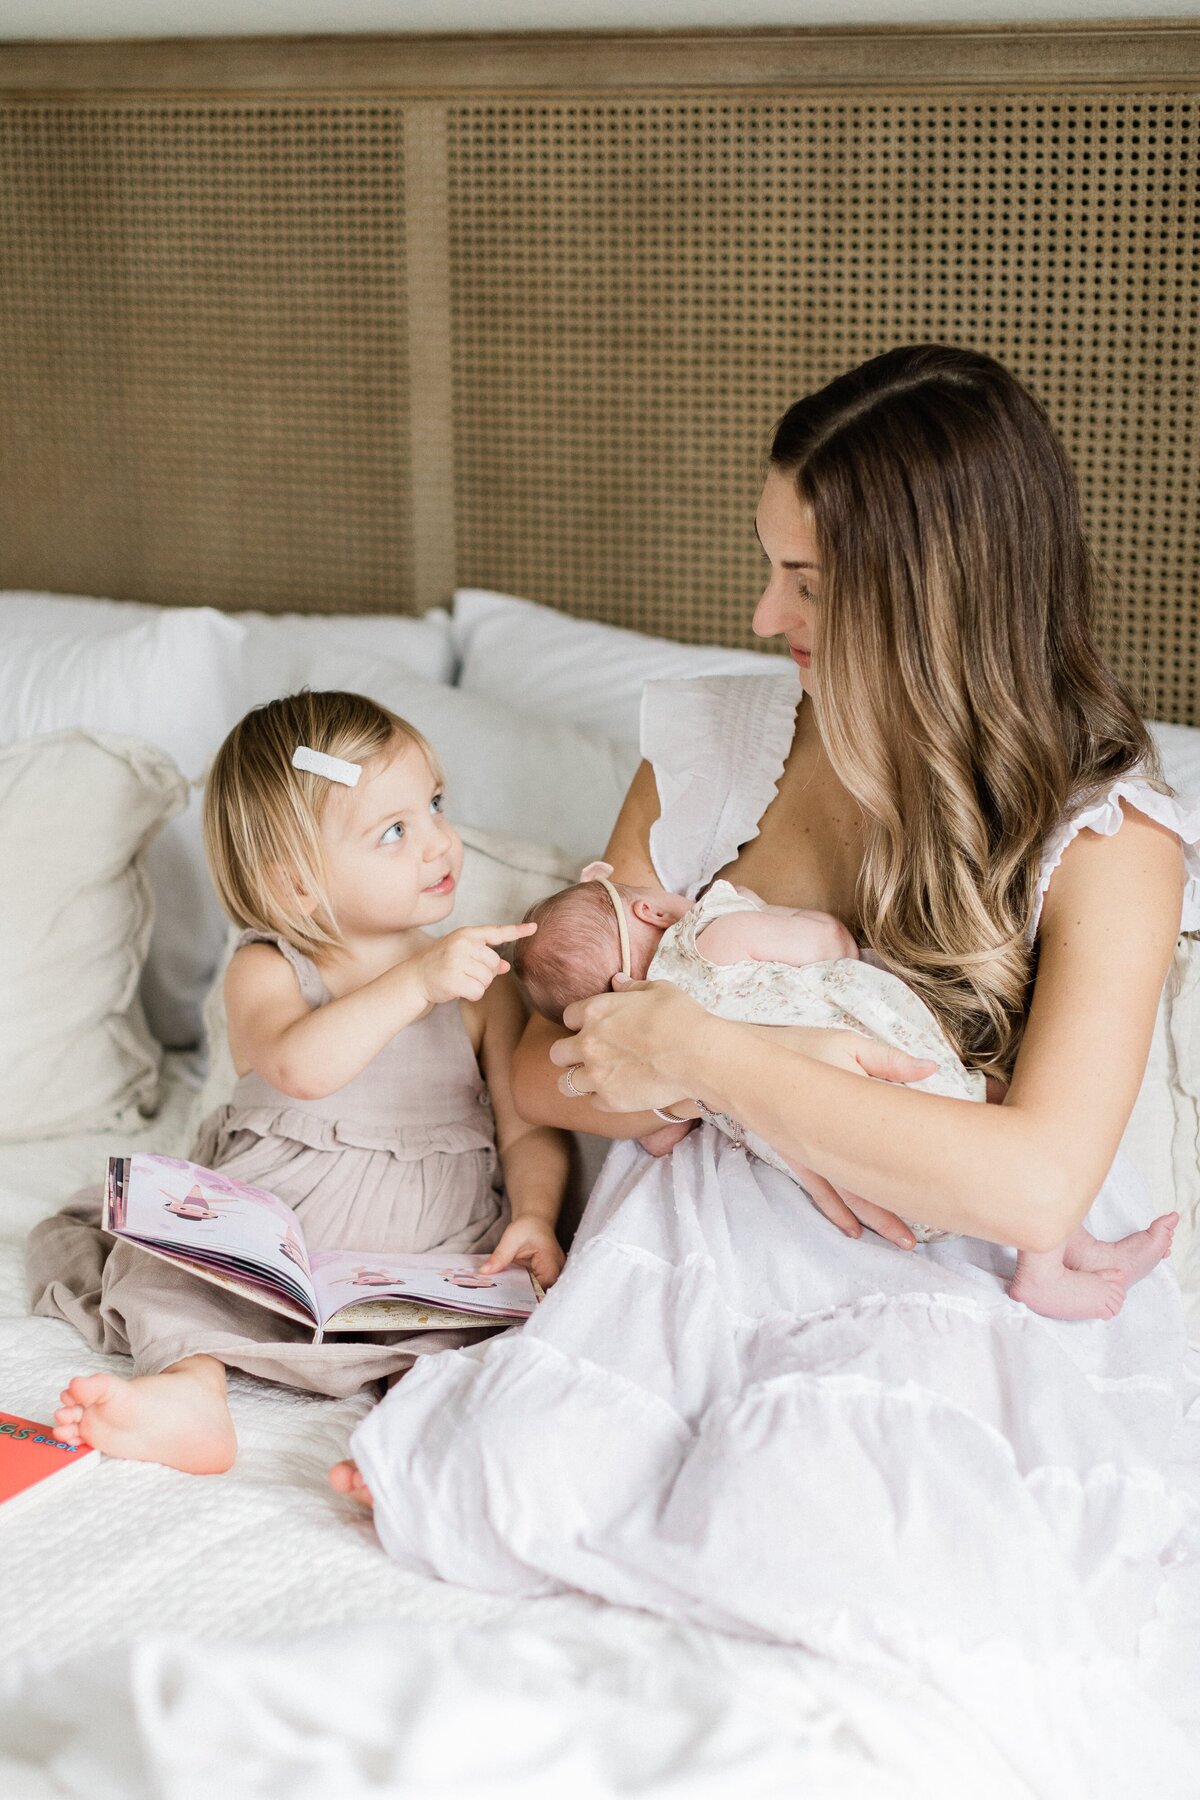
[{"left": 0, "top": 1069, "right": 1047, "bottom": 1800}]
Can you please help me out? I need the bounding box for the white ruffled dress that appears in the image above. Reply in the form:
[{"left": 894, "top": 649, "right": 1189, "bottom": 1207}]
[{"left": 353, "top": 672, "right": 1200, "bottom": 1799}]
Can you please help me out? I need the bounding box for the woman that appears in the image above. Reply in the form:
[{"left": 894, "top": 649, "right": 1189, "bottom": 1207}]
[{"left": 349, "top": 348, "right": 1200, "bottom": 1794}]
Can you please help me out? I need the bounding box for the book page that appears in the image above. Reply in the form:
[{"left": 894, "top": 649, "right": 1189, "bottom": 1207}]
[
  {"left": 310, "top": 1249, "right": 537, "bottom": 1328},
  {"left": 106, "top": 1155, "right": 319, "bottom": 1323}
]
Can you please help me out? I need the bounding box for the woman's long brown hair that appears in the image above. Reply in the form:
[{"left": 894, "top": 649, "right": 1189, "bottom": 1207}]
[{"left": 771, "top": 344, "right": 1165, "bottom": 1080}]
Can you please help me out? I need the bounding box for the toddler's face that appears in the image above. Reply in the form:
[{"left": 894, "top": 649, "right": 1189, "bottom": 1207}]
[{"left": 319, "top": 739, "right": 463, "bottom": 938}]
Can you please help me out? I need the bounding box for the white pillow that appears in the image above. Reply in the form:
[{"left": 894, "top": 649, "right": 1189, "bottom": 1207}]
[
  {"left": 0, "top": 594, "right": 458, "bottom": 1049},
  {"left": 0, "top": 591, "right": 458, "bottom": 688},
  {"left": 1149, "top": 720, "right": 1200, "bottom": 801},
  {"left": 0, "top": 599, "right": 248, "bottom": 1049},
  {"left": 452, "top": 587, "right": 774, "bottom": 745},
  {"left": 314, "top": 651, "right": 640, "bottom": 863},
  {"left": 188, "top": 823, "right": 578, "bottom": 1136},
  {"left": 0, "top": 730, "right": 187, "bottom": 1141}
]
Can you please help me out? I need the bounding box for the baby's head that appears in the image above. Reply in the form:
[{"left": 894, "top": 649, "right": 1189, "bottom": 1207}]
[
  {"left": 514, "top": 869, "right": 690, "bottom": 1023},
  {"left": 203, "top": 689, "right": 457, "bottom": 958}
]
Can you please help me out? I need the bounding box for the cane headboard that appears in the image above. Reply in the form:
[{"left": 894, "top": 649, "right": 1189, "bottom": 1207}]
[{"left": 0, "top": 25, "right": 1197, "bottom": 722}]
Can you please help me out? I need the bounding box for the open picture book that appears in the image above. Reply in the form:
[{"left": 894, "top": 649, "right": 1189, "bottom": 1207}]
[{"left": 102, "top": 1155, "right": 540, "bottom": 1342}]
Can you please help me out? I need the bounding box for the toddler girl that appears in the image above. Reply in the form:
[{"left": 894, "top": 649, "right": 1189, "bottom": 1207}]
[
  {"left": 515, "top": 864, "right": 1175, "bottom": 1321},
  {"left": 27, "top": 690, "right": 568, "bottom": 1474}
]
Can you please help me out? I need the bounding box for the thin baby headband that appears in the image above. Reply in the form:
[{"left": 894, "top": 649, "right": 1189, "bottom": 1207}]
[
  {"left": 580, "top": 860, "right": 631, "bottom": 981},
  {"left": 292, "top": 745, "right": 362, "bottom": 788}
]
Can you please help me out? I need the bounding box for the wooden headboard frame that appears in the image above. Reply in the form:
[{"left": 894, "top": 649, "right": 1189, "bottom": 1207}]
[{"left": 1, "top": 24, "right": 1197, "bottom": 722}]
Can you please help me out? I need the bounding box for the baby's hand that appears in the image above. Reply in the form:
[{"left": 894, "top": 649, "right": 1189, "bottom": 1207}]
[
  {"left": 637, "top": 1118, "right": 697, "bottom": 1157},
  {"left": 482, "top": 1216, "right": 566, "bottom": 1288},
  {"left": 416, "top": 923, "right": 536, "bottom": 1006}
]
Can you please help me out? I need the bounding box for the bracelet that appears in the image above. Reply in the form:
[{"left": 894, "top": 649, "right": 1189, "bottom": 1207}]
[{"left": 652, "top": 1104, "right": 697, "bottom": 1123}]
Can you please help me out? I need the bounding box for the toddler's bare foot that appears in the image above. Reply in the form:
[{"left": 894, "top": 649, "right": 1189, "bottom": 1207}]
[
  {"left": 328, "top": 1459, "right": 374, "bottom": 1509},
  {"left": 53, "top": 1357, "right": 236, "bottom": 1474},
  {"left": 1010, "top": 1262, "right": 1126, "bottom": 1322},
  {"left": 1065, "top": 1215, "right": 1178, "bottom": 1287}
]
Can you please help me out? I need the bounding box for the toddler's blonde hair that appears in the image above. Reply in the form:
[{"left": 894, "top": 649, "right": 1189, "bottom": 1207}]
[{"left": 202, "top": 689, "right": 442, "bottom": 959}]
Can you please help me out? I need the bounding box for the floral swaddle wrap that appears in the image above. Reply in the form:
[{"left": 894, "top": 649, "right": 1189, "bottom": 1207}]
[{"left": 647, "top": 879, "right": 985, "bottom": 1242}]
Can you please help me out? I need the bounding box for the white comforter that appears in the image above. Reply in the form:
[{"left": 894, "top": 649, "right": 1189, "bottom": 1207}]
[
  {"left": 0, "top": 1068, "right": 1053, "bottom": 1799},
  {"left": 352, "top": 1125, "right": 1200, "bottom": 1800}
]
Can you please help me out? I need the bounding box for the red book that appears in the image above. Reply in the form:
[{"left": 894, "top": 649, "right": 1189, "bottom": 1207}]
[{"left": 0, "top": 1412, "right": 97, "bottom": 1514}]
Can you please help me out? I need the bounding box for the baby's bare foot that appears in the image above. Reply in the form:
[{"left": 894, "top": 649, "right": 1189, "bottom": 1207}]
[
  {"left": 53, "top": 1362, "right": 236, "bottom": 1474},
  {"left": 1010, "top": 1263, "right": 1126, "bottom": 1322},
  {"left": 328, "top": 1459, "right": 374, "bottom": 1509},
  {"left": 1065, "top": 1215, "right": 1178, "bottom": 1288}
]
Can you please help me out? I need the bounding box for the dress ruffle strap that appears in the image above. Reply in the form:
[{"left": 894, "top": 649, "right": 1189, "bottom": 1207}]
[
  {"left": 642, "top": 673, "right": 801, "bottom": 898},
  {"left": 1031, "top": 777, "right": 1200, "bottom": 942},
  {"left": 235, "top": 929, "right": 330, "bottom": 1008}
]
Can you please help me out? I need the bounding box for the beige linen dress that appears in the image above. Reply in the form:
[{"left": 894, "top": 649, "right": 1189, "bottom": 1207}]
[{"left": 26, "top": 932, "right": 508, "bottom": 1397}]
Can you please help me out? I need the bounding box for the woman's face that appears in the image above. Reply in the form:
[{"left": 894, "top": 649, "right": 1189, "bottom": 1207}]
[{"left": 752, "top": 467, "right": 821, "bottom": 689}]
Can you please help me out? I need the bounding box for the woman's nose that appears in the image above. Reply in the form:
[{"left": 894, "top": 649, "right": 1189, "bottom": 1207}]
[{"left": 752, "top": 573, "right": 803, "bottom": 641}]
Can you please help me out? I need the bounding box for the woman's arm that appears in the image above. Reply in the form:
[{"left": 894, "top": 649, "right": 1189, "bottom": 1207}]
[
  {"left": 475, "top": 974, "right": 569, "bottom": 1287},
  {"left": 555, "top": 805, "right": 1185, "bottom": 1252},
  {"left": 511, "top": 759, "right": 675, "bottom": 1140}
]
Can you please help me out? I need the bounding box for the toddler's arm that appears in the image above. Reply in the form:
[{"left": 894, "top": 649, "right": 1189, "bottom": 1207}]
[
  {"left": 225, "top": 923, "right": 534, "bottom": 1101},
  {"left": 696, "top": 905, "right": 859, "bottom": 969},
  {"left": 476, "top": 975, "right": 570, "bottom": 1288}
]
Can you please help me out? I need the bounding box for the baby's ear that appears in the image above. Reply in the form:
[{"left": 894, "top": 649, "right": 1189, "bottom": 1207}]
[{"left": 630, "top": 896, "right": 678, "bottom": 927}]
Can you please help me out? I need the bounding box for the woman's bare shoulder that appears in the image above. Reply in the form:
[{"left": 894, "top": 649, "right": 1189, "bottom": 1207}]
[
  {"left": 1037, "top": 798, "right": 1186, "bottom": 946},
  {"left": 1006, "top": 802, "right": 1185, "bottom": 1202},
  {"left": 603, "top": 759, "right": 662, "bottom": 887}
]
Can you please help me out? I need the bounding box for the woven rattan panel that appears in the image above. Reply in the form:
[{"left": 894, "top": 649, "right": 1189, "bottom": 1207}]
[
  {"left": 448, "top": 98, "right": 1198, "bottom": 724},
  {"left": 0, "top": 102, "right": 410, "bottom": 612},
  {"left": 0, "top": 58, "right": 1196, "bottom": 722}
]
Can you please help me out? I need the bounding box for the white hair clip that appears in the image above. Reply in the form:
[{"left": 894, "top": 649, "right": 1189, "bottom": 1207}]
[{"left": 292, "top": 745, "right": 362, "bottom": 788}]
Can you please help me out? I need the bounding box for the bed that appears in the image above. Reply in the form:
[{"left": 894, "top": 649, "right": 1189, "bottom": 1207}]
[{"left": 1, "top": 23, "right": 1198, "bottom": 1798}]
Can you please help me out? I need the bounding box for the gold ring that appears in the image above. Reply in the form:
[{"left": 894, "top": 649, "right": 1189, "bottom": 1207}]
[{"left": 563, "top": 1063, "right": 586, "bottom": 1097}]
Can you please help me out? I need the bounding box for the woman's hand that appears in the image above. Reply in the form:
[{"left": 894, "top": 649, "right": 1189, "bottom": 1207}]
[
  {"left": 552, "top": 990, "right": 942, "bottom": 1249},
  {"left": 779, "top": 1049, "right": 1009, "bottom": 1250},
  {"left": 751, "top": 1028, "right": 935, "bottom": 1248},
  {"left": 549, "top": 979, "right": 704, "bottom": 1115}
]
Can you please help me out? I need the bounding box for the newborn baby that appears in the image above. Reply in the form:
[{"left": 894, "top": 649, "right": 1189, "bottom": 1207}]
[{"left": 515, "top": 864, "right": 1175, "bottom": 1322}]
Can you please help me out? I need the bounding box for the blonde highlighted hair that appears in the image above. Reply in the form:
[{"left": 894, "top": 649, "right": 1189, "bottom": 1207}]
[
  {"left": 771, "top": 344, "right": 1168, "bottom": 1081},
  {"left": 202, "top": 689, "right": 441, "bottom": 959}
]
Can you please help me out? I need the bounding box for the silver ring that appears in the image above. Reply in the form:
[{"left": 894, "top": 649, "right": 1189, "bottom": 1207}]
[{"left": 563, "top": 1063, "right": 586, "bottom": 1098}]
